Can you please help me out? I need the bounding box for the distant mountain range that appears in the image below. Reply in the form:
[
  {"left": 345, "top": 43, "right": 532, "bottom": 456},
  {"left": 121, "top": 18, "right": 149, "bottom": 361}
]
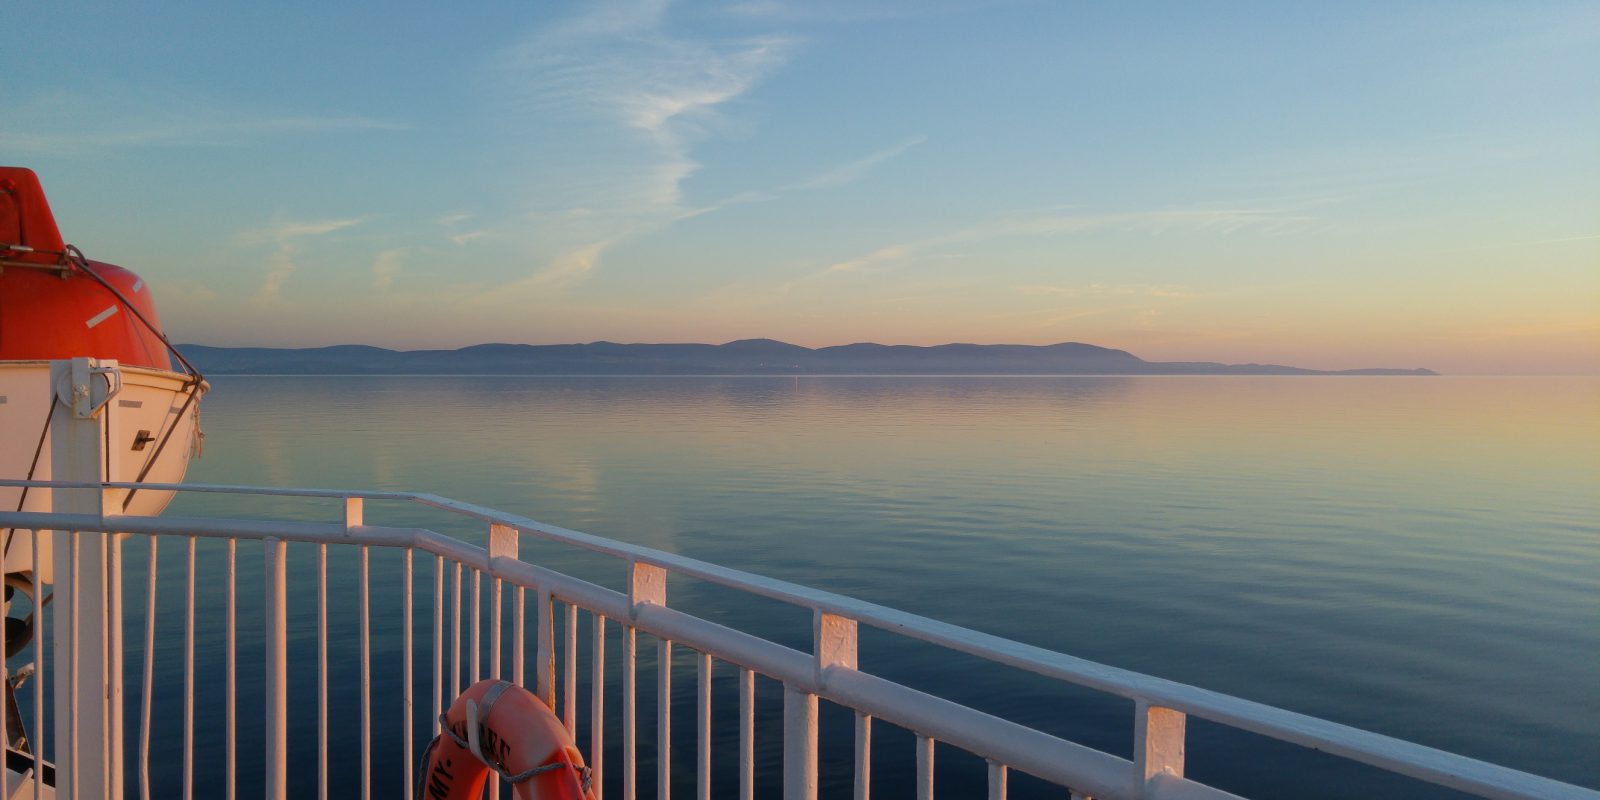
[{"left": 176, "top": 340, "right": 1436, "bottom": 376}]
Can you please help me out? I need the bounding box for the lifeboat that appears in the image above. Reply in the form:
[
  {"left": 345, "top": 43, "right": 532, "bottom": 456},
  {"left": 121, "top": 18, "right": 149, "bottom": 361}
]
[
  {"left": 0, "top": 167, "right": 206, "bottom": 797},
  {"left": 1, "top": 166, "right": 206, "bottom": 575}
]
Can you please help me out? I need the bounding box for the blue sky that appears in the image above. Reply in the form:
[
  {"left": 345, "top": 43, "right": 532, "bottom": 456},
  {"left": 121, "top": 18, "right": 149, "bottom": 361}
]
[{"left": 4, "top": 0, "right": 1597, "bottom": 372}]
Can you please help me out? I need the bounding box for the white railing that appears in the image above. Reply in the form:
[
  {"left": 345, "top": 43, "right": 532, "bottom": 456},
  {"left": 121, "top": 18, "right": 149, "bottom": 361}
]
[{"left": 0, "top": 479, "right": 1596, "bottom": 800}]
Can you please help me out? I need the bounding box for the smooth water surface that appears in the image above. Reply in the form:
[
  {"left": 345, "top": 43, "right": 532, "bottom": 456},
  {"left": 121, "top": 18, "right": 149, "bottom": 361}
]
[{"left": 101, "top": 376, "right": 1599, "bottom": 798}]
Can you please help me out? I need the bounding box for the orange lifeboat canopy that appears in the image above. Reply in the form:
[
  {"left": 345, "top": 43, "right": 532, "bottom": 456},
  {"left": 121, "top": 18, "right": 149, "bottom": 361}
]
[{"left": 0, "top": 167, "right": 173, "bottom": 371}]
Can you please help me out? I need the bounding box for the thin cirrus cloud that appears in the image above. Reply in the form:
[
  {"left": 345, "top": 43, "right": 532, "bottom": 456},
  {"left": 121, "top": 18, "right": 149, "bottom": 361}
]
[
  {"left": 483, "top": 1, "right": 932, "bottom": 294},
  {"left": 511, "top": 241, "right": 615, "bottom": 293},
  {"left": 817, "top": 207, "right": 1310, "bottom": 277},
  {"left": 240, "top": 216, "right": 366, "bottom": 306},
  {"left": 783, "top": 135, "right": 928, "bottom": 191},
  {"left": 237, "top": 217, "right": 367, "bottom": 247},
  {"left": 1, "top": 91, "right": 404, "bottom": 156},
  {"left": 371, "top": 249, "right": 405, "bottom": 291},
  {"left": 687, "top": 135, "right": 931, "bottom": 214},
  {"left": 1019, "top": 283, "right": 1192, "bottom": 299},
  {"left": 434, "top": 213, "right": 492, "bottom": 247},
  {"left": 489, "top": 0, "right": 797, "bottom": 289},
  {"left": 495, "top": 0, "right": 794, "bottom": 207}
]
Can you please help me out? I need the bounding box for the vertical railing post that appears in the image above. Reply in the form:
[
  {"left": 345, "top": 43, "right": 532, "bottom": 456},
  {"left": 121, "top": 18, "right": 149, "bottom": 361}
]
[
  {"left": 628, "top": 561, "right": 666, "bottom": 613},
  {"left": 915, "top": 736, "right": 933, "bottom": 800},
  {"left": 451, "top": 563, "right": 462, "bottom": 697},
  {"left": 513, "top": 586, "right": 526, "bottom": 686},
  {"left": 487, "top": 523, "right": 518, "bottom": 800},
  {"left": 471, "top": 570, "right": 481, "bottom": 686},
  {"left": 403, "top": 547, "right": 415, "bottom": 795},
  {"left": 0, "top": 509, "right": 7, "bottom": 800},
  {"left": 785, "top": 610, "right": 855, "bottom": 800},
  {"left": 350, "top": 498, "right": 372, "bottom": 800},
  {"left": 1133, "top": 700, "right": 1186, "bottom": 798},
  {"left": 183, "top": 536, "right": 196, "bottom": 800},
  {"left": 813, "top": 612, "right": 857, "bottom": 683},
  {"left": 434, "top": 555, "right": 444, "bottom": 736},
  {"left": 30, "top": 529, "right": 45, "bottom": 794},
  {"left": 854, "top": 713, "right": 871, "bottom": 800},
  {"left": 623, "top": 625, "right": 637, "bottom": 800},
  {"left": 985, "top": 761, "right": 1005, "bottom": 800},
  {"left": 224, "top": 538, "right": 236, "bottom": 800},
  {"left": 108, "top": 530, "right": 127, "bottom": 800},
  {"left": 564, "top": 603, "right": 578, "bottom": 737},
  {"left": 658, "top": 638, "right": 672, "bottom": 800},
  {"left": 264, "top": 536, "right": 289, "bottom": 800},
  {"left": 537, "top": 589, "right": 554, "bottom": 707},
  {"left": 696, "top": 653, "right": 712, "bottom": 800},
  {"left": 492, "top": 577, "right": 501, "bottom": 680},
  {"left": 591, "top": 614, "right": 606, "bottom": 800},
  {"left": 317, "top": 542, "right": 329, "bottom": 800},
  {"left": 739, "top": 669, "right": 754, "bottom": 800},
  {"left": 139, "top": 536, "right": 159, "bottom": 799},
  {"left": 49, "top": 357, "right": 113, "bottom": 799},
  {"left": 625, "top": 562, "right": 665, "bottom": 800},
  {"left": 489, "top": 523, "right": 516, "bottom": 681},
  {"left": 782, "top": 687, "right": 817, "bottom": 800}
]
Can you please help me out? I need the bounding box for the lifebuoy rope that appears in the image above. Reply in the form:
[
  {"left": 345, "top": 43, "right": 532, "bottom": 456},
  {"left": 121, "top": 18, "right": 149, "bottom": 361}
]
[{"left": 428, "top": 680, "right": 593, "bottom": 790}]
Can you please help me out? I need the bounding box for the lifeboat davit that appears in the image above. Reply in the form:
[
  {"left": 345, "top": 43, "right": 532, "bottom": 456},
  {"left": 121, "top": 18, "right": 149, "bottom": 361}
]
[{"left": 1, "top": 166, "right": 207, "bottom": 582}]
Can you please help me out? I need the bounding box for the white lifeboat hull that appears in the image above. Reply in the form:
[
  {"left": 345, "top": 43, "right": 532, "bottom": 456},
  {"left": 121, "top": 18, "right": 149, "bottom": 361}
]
[{"left": 0, "top": 360, "right": 205, "bottom": 582}]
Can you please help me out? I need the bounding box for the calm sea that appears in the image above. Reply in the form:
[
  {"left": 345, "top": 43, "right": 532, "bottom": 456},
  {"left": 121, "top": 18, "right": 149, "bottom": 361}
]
[{"left": 85, "top": 375, "right": 1598, "bottom": 798}]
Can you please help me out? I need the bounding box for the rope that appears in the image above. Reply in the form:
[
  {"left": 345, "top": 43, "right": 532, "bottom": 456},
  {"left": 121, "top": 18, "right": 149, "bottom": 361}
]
[
  {"left": 57, "top": 244, "right": 208, "bottom": 511},
  {"left": 2, "top": 242, "right": 207, "bottom": 508},
  {"left": 434, "top": 713, "right": 574, "bottom": 784},
  {"left": 2, "top": 397, "right": 55, "bottom": 558},
  {"left": 427, "top": 680, "right": 593, "bottom": 791},
  {"left": 61, "top": 245, "right": 204, "bottom": 382}
]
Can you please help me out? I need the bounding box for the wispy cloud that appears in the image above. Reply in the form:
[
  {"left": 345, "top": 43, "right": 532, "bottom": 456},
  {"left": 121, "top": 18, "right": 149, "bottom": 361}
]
[
  {"left": 237, "top": 217, "right": 366, "bottom": 246},
  {"left": 160, "top": 282, "right": 220, "bottom": 306},
  {"left": 723, "top": 0, "right": 978, "bottom": 23},
  {"left": 372, "top": 249, "right": 405, "bottom": 291},
  {"left": 686, "top": 134, "right": 928, "bottom": 213},
  {"left": 1019, "top": 283, "right": 1192, "bottom": 299},
  {"left": 1, "top": 90, "right": 403, "bottom": 156},
  {"left": 501, "top": 0, "right": 793, "bottom": 198},
  {"left": 252, "top": 252, "right": 297, "bottom": 307},
  {"left": 514, "top": 241, "right": 616, "bottom": 293},
  {"left": 434, "top": 212, "right": 492, "bottom": 246},
  {"left": 817, "top": 207, "right": 1308, "bottom": 277},
  {"left": 1427, "top": 232, "right": 1600, "bottom": 255},
  {"left": 240, "top": 216, "right": 366, "bottom": 305},
  {"left": 784, "top": 135, "right": 927, "bottom": 191},
  {"left": 492, "top": 0, "right": 795, "bottom": 288},
  {"left": 823, "top": 245, "right": 914, "bottom": 275},
  {"left": 480, "top": 3, "right": 927, "bottom": 294},
  {"left": 1449, "top": 318, "right": 1600, "bottom": 344}
]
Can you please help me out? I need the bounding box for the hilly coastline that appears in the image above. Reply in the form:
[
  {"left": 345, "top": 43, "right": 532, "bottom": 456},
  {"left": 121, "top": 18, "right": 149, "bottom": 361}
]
[{"left": 177, "top": 340, "right": 1436, "bottom": 376}]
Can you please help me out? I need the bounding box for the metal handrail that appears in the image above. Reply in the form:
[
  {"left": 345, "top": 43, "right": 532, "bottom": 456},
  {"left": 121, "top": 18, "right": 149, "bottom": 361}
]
[{"left": 1, "top": 478, "right": 1595, "bottom": 800}]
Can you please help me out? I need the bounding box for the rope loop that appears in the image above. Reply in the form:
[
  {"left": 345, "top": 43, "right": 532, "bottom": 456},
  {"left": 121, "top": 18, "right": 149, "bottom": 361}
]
[{"left": 434, "top": 712, "right": 594, "bottom": 791}]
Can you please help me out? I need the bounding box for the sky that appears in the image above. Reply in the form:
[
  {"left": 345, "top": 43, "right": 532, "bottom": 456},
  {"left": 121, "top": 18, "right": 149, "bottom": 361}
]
[{"left": 3, "top": 1, "right": 1597, "bottom": 374}]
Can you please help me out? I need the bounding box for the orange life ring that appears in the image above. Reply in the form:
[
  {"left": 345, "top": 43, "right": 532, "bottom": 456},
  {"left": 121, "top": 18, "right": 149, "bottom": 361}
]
[{"left": 417, "top": 679, "right": 595, "bottom": 800}]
